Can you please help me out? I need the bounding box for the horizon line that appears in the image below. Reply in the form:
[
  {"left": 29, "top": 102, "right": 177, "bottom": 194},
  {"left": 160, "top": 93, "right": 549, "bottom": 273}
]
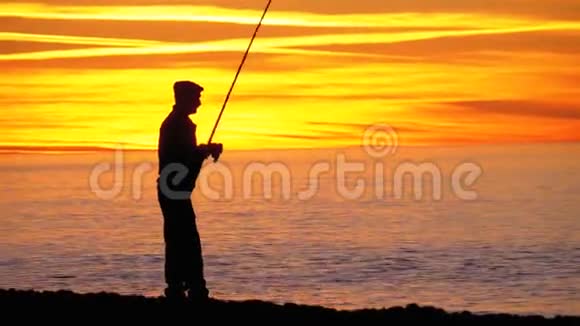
[{"left": 1, "top": 140, "right": 579, "bottom": 154}]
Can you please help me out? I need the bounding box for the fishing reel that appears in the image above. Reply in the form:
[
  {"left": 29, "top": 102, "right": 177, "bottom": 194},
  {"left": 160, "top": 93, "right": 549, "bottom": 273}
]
[
  {"left": 208, "top": 143, "right": 223, "bottom": 162},
  {"left": 198, "top": 143, "right": 223, "bottom": 162}
]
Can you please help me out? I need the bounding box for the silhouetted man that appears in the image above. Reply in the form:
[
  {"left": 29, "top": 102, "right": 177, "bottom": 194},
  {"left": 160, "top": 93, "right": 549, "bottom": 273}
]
[{"left": 157, "top": 80, "right": 223, "bottom": 302}]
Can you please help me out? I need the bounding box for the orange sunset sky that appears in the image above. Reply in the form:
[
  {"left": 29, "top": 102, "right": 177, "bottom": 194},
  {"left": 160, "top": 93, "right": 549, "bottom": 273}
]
[{"left": 1, "top": 0, "right": 579, "bottom": 151}]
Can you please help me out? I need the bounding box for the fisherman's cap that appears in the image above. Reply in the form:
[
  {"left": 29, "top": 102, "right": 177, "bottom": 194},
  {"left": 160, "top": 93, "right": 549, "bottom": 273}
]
[{"left": 173, "top": 80, "right": 204, "bottom": 96}]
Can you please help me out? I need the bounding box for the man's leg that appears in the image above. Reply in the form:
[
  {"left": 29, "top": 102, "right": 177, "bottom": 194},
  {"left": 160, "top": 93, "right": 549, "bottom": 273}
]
[
  {"left": 164, "top": 236, "right": 186, "bottom": 299},
  {"left": 159, "top": 192, "right": 187, "bottom": 299},
  {"left": 183, "top": 200, "right": 209, "bottom": 300}
]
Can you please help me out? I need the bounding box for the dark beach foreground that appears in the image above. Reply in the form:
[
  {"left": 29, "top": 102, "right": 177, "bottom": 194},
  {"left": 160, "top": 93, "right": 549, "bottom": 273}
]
[{"left": 1, "top": 288, "right": 578, "bottom": 325}]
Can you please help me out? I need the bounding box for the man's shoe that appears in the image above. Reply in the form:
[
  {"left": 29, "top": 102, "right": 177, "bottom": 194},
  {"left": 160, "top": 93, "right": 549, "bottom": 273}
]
[
  {"left": 187, "top": 289, "right": 210, "bottom": 305},
  {"left": 164, "top": 287, "right": 186, "bottom": 302}
]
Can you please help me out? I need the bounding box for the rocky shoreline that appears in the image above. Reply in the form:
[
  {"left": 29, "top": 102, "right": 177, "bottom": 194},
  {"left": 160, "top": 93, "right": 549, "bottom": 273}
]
[{"left": 1, "top": 288, "right": 577, "bottom": 324}]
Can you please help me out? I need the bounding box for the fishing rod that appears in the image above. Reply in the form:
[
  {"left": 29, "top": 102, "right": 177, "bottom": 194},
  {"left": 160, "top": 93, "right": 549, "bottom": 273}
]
[{"left": 208, "top": 0, "right": 272, "bottom": 145}]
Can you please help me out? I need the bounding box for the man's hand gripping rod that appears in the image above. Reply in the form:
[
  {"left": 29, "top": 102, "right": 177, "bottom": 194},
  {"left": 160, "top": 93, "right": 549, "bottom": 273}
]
[{"left": 206, "top": 0, "right": 272, "bottom": 162}]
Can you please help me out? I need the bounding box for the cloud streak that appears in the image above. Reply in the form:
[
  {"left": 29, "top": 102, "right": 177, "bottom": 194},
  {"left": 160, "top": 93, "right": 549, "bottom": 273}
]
[
  {"left": 0, "top": 32, "right": 164, "bottom": 47},
  {"left": 3, "top": 21, "right": 578, "bottom": 61},
  {"left": 0, "top": 3, "right": 553, "bottom": 28},
  {"left": 443, "top": 100, "right": 580, "bottom": 120},
  {"left": 9, "top": 0, "right": 580, "bottom": 19}
]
